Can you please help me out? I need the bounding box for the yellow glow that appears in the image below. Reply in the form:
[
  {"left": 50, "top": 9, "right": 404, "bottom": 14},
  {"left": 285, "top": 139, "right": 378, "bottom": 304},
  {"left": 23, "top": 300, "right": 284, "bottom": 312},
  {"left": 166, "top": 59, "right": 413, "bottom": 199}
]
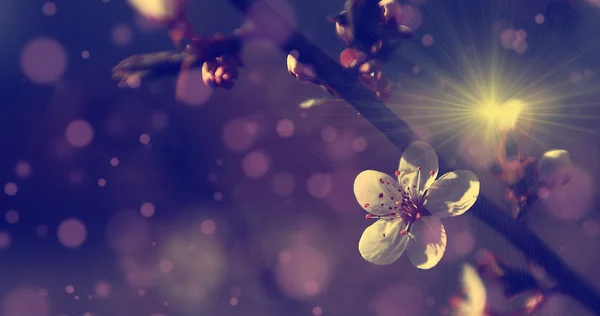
[{"left": 478, "top": 99, "right": 525, "bottom": 131}]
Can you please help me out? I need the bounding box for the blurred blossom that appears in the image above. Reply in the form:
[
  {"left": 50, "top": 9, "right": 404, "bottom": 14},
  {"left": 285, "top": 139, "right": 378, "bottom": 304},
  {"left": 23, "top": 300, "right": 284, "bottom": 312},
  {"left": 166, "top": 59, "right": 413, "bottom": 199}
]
[
  {"left": 222, "top": 118, "right": 260, "bottom": 152},
  {"left": 587, "top": 0, "right": 600, "bottom": 7},
  {"left": 275, "top": 244, "right": 331, "bottom": 299},
  {"left": 111, "top": 24, "right": 133, "bottom": 46},
  {"left": 450, "top": 264, "right": 486, "bottom": 316},
  {"left": 20, "top": 37, "right": 67, "bottom": 84},
  {"left": 152, "top": 111, "right": 170, "bottom": 130},
  {"left": 175, "top": 69, "right": 214, "bottom": 106},
  {"left": 4, "top": 182, "right": 18, "bottom": 196},
  {"left": 14, "top": 160, "right": 32, "bottom": 178},
  {"left": 229, "top": 297, "right": 239, "bottom": 306},
  {"left": 413, "top": 65, "right": 421, "bottom": 74},
  {"left": 81, "top": 50, "right": 90, "bottom": 59},
  {"left": 65, "top": 119, "right": 94, "bottom": 149},
  {"left": 42, "top": 2, "right": 56, "bottom": 16},
  {"left": 306, "top": 173, "right": 333, "bottom": 199},
  {"left": 272, "top": 172, "right": 296, "bottom": 196},
  {"left": 57, "top": 218, "right": 87, "bottom": 248},
  {"left": 1, "top": 287, "right": 50, "bottom": 316},
  {"left": 107, "top": 210, "right": 151, "bottom": 255},
  {"left": 0, "top": 231, "right": 10, "bottom": 248},
  {"left": 372, "top": 285, "right": 424, "bottom": 316},
  {"left": 451, "top": 230, "right": 475, "bottom": 257},
  {"left": 5, "top": 210, "right": 19, "bottom": 224},
  {"left": 275, "top": 118, "right": 295, "bottom": 138},
  {"left": 541, "top": 166, "right": 594, "bottom": 220},
  {"left": 325, "top": 169, "right": 361, "bottom": 214},
  {"left": 98, "top": 178, "right": 107, "bottom": 187},
  {"left": 213, "top": 191, "right": 224, "bottom": 201},
  {"left": 159, "top": 259, "right": 174, "bottom": 273},
  {"left": 355, "top": 141, "right": 480, "bottom": 269},
  {"left": 242, "top": 150, "right": 271, "bottom": 179}
]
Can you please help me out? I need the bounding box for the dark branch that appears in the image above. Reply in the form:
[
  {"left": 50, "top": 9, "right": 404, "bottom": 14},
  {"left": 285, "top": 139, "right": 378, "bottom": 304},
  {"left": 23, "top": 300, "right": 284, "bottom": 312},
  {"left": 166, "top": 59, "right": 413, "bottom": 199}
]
[{"left": 111, "top": 0, "right": 600, "bottom": 312}]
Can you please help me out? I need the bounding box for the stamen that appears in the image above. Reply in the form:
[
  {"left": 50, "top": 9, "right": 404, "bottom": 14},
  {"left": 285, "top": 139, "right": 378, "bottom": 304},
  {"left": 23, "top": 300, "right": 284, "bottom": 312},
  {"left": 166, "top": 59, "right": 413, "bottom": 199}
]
[
  {"left": 364, "top": 203, "right": 370, "bottom": 208},
  {"left": 365, "top": 214, "right": 372, "bottom": 220},
  {"left": 429, "top": 169, "right": 435, "bottom": 177},
  {"left": 416, "top": 212, "right": 422, "bottom": 219},
  {"left": 395, "top": 170, "right": 401, "bottom": 177}
]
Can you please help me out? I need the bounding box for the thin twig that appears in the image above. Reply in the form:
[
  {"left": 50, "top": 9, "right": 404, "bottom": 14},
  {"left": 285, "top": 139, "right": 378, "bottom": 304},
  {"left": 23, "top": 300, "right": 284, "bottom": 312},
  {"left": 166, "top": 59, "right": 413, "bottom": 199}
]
[{"left": 111, "top": 0, "right": 600, "bottom": 312}]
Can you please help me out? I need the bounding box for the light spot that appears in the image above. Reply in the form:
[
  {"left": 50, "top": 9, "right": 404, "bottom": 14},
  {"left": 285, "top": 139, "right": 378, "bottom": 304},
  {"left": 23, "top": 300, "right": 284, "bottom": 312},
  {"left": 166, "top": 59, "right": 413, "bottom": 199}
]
[
  {"left": 200, "top": 220, "right": 216, "bottom": 236},
  {"left": 312, "top": 306, "right": 323, "bottom": 316},
  {"left": 65, "top": 285, "right": 74, "bottom": 294},
  {"left": 57, "top": 218, "right": 87, "bottom": 248},
  {"left": 213, "top": 191, "right": 223, "bottom": 201},
  {"left": 42, "top": 2, "right": 57, "bottom": 16},
  {"left": 1, "top": 287, "right": 50, "bottom": 316},
  {"left": 320, "top": 126, "right": 337, "bottom": 143},
  {"left": 306, "top": 173, "right": 332, "bottom": 199},
  {"left": 81, "top": 50, "right": 90, "bottom": 59},
  {"left": 242, "top": 151, "right": 270, "bottom": 179},
  {"left": 98, "top": 178, "right": 107, "bottom": 187},
  {"left": 94, "top": 282, "right": 111, "bottom": 298},
  {"left": 229, "top": 297, "right": 238, "bottom": 306},
  {"left": 451, "top": 230, "right": 475, "bottom": 257},
  {"left": 583, "top": 219, "right": 600, "bottom": 238},
  {"left": 0, "top": 231, "right": 11, "bottom": 248},
  {"left": 276, "top": 119, "right": 295, "bottom": 138},
  {"left": 140, "top": 202, "right": 155, "bottom": 218},
  {"left": 111, "top": 24, "right": 133, "bottom": 46},
  {"left": 110, "top": 157, "right": 120, "bottom": 167},
  {"left": 159, "top": 259, "right": 173, "bottom": 273},
  {"left": 535, "top": 14, "right": 545, "bottom": 24},
  {"left": 20, "top": 37, "right": 67, "bottom": 84},
  {"left": 4, "top": 182, "right": 18, "bottom": 196},
  {"left": 15, "top": 161, "right": 32, "bottom": 178},
  {"left": 5, "top": 210, "right": 19, "bottom": 224},
  {"left": 222, "top": 118, "right": 260, "bottom": 152},
  {"left": 65, "top": 119, "right": 94, "bottom": 148},
  {"left": 247, "top": 0, "right": 297, "bottom": 45},
  {"left": 421, "top": 34, "right": 433, "bottom": 47},
  {"left": 351, "top": 137, "right": 368, "bottom": 152}
]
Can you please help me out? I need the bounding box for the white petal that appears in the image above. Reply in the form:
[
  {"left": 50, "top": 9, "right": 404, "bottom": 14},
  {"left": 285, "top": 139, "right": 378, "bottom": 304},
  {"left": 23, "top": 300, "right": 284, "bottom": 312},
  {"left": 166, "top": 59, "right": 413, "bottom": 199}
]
[
  {"left": 453, "top": 264, "right": 487, "bottom": 316},
  {"left": 354, "top": 170, "right": 403, "bottom": 215},
  {"left": 358, "top": 219, "right": 408, "bottom": 265},
  {"left": 398, "top": 141, "right": 439, "bottom": 193},
  {"left": 538, "top": 149, "right": 573, "bottom": 189},
  {"left": 406, "top": 216, "right": 446, "bottom": 269},
  {"left": 425, "top": 170, "right": 480, "bottom": 218}
]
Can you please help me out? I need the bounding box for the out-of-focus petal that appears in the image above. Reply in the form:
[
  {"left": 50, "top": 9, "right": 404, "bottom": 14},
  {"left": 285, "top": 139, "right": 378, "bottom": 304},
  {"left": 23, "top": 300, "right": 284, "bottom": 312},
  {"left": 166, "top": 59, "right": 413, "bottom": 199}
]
[
  {"left": 354, "top": 170, "right": 403, "bottom": 215},
  {"left": 406, "top": 216, "right": 446, "bottom": 269},
  {"left": 358, "top": 219, "right": 408, "bottom": 265},
  {"left": 426, "top": 171, "right": 480, "bottom": 218},
  {"left": 538, "top": 149, "right": 573, "bottom": 189}
]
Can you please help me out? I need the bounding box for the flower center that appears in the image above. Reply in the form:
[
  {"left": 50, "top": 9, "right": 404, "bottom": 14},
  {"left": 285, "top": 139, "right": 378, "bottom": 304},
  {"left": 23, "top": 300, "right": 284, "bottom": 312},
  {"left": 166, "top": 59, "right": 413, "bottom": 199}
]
[{"left": 365, "top": 167, "right": 435, "bottom": 237}]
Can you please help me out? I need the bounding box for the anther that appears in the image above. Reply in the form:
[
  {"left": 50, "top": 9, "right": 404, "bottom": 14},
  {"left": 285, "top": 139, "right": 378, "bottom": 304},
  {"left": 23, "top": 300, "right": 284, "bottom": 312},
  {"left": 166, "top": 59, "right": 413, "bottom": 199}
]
[
  {"left": 429, "top": 170, "right": 435, "bottom": 177},
  {"left": 400, "top": 229, "right": 407, "bottom": 235},
  {"left": 395, "top": 170, "right": 401, "bottom": 177},
  {"left": 416, "top": 213, "right": 422, "bottom": 219},
  {"left": 365, "top": 214, "right": 372, "bottom": 220},
  {"left": 364, "top": 203, "right": 370, "bottom": 208}
]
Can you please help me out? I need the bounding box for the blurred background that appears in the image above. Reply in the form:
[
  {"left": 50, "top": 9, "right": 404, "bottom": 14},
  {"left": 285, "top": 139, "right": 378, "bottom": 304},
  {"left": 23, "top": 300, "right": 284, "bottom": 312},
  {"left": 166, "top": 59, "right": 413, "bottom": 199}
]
[{"left": 1, "top": 0, "right": 600, "bottom": 315}]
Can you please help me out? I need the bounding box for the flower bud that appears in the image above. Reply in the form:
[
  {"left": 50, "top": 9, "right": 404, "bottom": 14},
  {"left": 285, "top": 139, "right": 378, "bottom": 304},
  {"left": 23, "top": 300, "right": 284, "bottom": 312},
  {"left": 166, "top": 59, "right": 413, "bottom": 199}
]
[{"left": 538, "top": 149, "right": 573, "bottom": 189}]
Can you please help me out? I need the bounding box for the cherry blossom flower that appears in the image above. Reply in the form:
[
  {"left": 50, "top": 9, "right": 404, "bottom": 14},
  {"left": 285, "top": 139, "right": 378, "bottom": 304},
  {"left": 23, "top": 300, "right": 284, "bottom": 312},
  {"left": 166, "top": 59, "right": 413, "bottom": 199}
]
[{"left": 354, "top": 141, "right": 480, "bottom": 269}]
